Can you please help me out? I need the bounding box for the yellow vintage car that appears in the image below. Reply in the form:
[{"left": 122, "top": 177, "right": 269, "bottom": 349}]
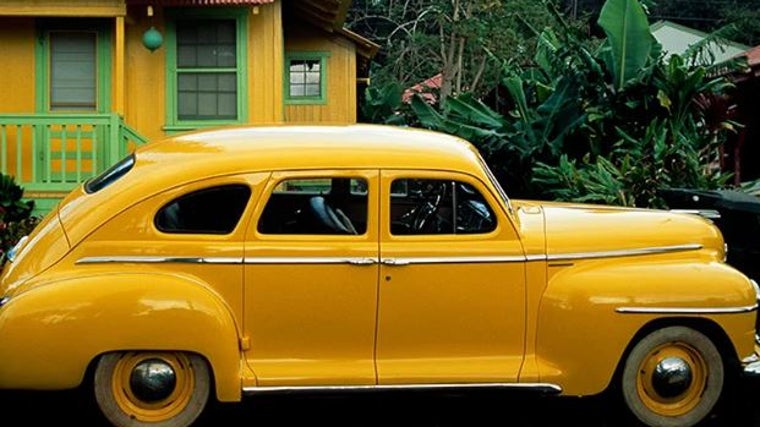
[{"left": 1, "top": 124, "right": 759, "bottom": 427}]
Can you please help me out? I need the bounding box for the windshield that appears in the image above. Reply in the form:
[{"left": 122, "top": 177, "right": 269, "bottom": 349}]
[{"left": 84, "top": 154, "right": 135, "bottom": 194}]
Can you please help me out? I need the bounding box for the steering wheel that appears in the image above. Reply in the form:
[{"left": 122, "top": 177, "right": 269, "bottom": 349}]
[{"left": 409, "top": 182, "right": 447, "bottom": 232}]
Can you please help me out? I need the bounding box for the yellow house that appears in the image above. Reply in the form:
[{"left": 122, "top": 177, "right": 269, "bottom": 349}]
[{"left": 0, "top": 0, "right": 378, "bottom": 215}]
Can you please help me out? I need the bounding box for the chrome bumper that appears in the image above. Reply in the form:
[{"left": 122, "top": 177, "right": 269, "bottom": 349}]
[{"left": 743, "top": 338, "right": 760, "bottom": 376}]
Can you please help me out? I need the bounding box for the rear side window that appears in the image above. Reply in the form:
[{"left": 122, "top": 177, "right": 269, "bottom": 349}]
[
  {"left": 84, "top": 154, "right": 135, "bottom": 193},
  {"left": 155, "top": 184, "right": 251, "bottom": 234}
]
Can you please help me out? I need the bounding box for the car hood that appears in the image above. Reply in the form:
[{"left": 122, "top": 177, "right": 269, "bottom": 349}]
[{"left": 513, "top": 200, "right": 725, "bottom": 260}]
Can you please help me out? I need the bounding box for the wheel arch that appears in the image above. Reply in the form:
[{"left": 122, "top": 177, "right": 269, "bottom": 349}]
[{"left": 0, "top": 273, "right": 243, "bottom": 402}]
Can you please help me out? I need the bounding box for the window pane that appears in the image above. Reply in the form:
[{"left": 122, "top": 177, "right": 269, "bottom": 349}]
[
  {"left": 176, "top": 19, "right": 236, "bottom": 68},
  {"left": 259, "top": 177, "right": 367, "bottom": 235},
  {"left": 390, "top": 179, "right": 496, "bottom": 235},
  {"left": 155, "top": 184, "right": 251, "bottom": 234},
  {"left": 305, "top": 84, "right": 320, "bottom": 96},
  {"left": 50, "top": 31, "right": 96, "bottom": 111},
  {"left": 288, "top": 58, "right": 322, "bottom": 99},
  {"left": 178, "top": 72, "right": 237, "bottom": 120}
]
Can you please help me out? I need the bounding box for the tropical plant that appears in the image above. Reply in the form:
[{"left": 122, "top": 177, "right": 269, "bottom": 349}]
[
  {"left": 409, "top": 0, "right": 740, "bottom": 208},
  {"left": 0, "top": 173, "right": 39, "bottom": 266}
]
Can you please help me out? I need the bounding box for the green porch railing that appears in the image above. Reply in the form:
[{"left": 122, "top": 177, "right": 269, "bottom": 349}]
[{"left": 0, "top": 113, "right": 148, "bottom": 215}]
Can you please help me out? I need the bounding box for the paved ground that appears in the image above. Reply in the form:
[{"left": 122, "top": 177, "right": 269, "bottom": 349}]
[{"left": 2, "top": 378, "right": 760, "bottom": 426}]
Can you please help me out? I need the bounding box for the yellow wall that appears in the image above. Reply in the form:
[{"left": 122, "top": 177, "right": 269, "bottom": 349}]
[
  {"left": 122, "top": 3, "right": 284, "bottom": 141},
  {"left": 249, "top": 2, "right": 284, "bottom": 123},
  {"left": 284, "top": 24, "right": 358, "bottom": 124},
  {"left": 123, "top": 6, "right": 167, "bottom": 142},
  {"left": 0, "top": 18, "right": 35, "bottom": 114},
  {"left": 0, "top": 18, "right": 36, "bottom": 181}
]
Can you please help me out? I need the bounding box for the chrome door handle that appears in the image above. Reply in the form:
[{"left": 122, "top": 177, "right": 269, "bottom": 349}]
[
  {"left": 381, "top": 258, "right": 410, "bottom": 266},
  {"left": 348, "top": 258, "right": 377, "bottom": 266}
]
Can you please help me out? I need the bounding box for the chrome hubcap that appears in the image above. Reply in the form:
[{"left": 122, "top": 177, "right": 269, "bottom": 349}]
[
  {"left": 129, "top": 358, "right": 177, "bottom": 403},
  {"left": 652, "top": 356, "right": 693, "bottom": 398}
]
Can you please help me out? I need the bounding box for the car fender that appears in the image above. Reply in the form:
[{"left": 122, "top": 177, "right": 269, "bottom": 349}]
[
  {"left": 0, "top": 272, "right": 243, "bottom": 401},
  {"left": 534, "top": 258, "right": 756, "bottom": 396}
]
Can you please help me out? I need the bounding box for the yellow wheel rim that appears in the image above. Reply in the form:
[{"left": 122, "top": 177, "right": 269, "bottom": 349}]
[
  {"left": 635, "top": 342, "right": 708, "bottom": 417},
  {"left": 110, "top": 352, "right": 196, "bottom": 423}
]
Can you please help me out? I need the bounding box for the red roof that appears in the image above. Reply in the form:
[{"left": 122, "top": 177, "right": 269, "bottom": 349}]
[
  {"left": 402, "top": 73, "right": 442, "bottom": 104},
  {"left": 744, "top": 45, "right": 760, "bottom": 67},
  {"left": 126, "top": 0, "right": 273, "bottom": 5}
]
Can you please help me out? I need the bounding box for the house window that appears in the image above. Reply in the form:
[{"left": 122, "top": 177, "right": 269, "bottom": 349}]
[
  {"left": 166, "top": 10, "right": 248, "bottom": 130},
  {"left": 50, "top": 31, "right": 97, "bottom": 111},
  {"left": 285, "top": 53, "right": 328, "bottom": 104}
]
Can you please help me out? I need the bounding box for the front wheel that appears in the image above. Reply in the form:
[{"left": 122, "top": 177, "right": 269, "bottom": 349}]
[
  {"left": 621, "top": 326, "right": 724, "bottom": 427},
  {"left": 94, "top": 351, "right": 211, "bottom": 427}
]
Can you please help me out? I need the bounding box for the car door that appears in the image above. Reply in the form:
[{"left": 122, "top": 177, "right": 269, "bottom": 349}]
[
  {"left": 376, "top": 170, "right": 527, "bottom": 383},
  {"left": 243, "top": 170, "right": 380, "bottom": 386}
]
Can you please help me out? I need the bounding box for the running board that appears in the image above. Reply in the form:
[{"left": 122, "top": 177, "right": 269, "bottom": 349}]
[{"left": 243, "top": 383, "right": 562, "bottom": 396}]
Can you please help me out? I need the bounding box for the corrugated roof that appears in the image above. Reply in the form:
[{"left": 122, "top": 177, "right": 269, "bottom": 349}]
[{"left": 126, "top": 0, "right": 273, "bottom": 5}]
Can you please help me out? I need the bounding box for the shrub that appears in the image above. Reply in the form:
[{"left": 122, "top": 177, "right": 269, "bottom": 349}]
[{"left": 0, "top": 173, "right": 39, "bottom": 266}]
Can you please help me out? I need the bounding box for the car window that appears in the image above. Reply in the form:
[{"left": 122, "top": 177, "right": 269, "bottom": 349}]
[
  {"left": 155, "top": 184, "right": 251, "bottom": 234},
  {"left": 258, "top": 177, "right": 367, "bottom": 235},
  {"left": 390, "top": 178, "right": 496, "bottom": 235}
]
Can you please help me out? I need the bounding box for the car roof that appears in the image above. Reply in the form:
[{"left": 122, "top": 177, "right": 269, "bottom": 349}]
[{"left": 134, "top": 124, "right": 486, "bottom": 181}]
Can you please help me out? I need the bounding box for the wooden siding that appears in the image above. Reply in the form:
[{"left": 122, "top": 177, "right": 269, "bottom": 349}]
[
  {"left": 0, "top": 18, "right": 36, "bottom": 182},
  {"left": 249, "top": 1, "right": 284, "bottom": 123},
  {"left": 284, "top": 24, "right": 357, "bottom": 124}
]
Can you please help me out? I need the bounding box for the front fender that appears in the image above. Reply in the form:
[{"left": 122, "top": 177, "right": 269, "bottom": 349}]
[
  {"left": 0, "top": 273, "right": 242, "bottom": 401},
  {"left": 535, "top": 259, "right": 756, "bottom": 396}
]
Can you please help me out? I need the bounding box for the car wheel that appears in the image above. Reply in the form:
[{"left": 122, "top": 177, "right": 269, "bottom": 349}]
[
  {"left": 621, "top": 326, "right": 724, "bottom": 427},
  {"left": 94, "top": 351, "right": 211, "bottom": 427}
]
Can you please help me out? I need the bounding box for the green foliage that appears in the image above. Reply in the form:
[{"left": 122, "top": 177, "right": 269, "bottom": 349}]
[
  {"left": 0, "top": 173, "right": 34, "bottom": 222},
  {"left": 597, "top": 0, "right": 654, "bottom": 90},
  {"left": 407, "top": 0, "right": 739, "bottom": 208},
  {"left": 0, "top": 173, "right": 39, "bottom": 266}
]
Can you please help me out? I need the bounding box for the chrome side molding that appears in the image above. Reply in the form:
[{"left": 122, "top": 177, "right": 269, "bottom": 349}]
[{"left": 242, "top": 382, "right": 562, "bottom": 396}]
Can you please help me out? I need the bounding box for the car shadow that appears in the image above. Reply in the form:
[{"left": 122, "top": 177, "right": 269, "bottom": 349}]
[{"left": 2, "top": 378, "right": 760, "bottom": 426}]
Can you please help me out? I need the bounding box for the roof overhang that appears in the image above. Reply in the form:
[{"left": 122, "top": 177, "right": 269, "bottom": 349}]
[
  {"left": 0, "top": 0, "right": 126, "bottom": 17},
  {"left": 125, "top": 0, "right": 273, "bottom": 5}
]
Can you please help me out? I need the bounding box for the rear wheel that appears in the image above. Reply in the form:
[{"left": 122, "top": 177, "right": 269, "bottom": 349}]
[
  {"left": 94, "top": 351, "right": 211, "bottom": 427},
  {"left": 621, "top": 326, "right": 724, "bottom": 427}
]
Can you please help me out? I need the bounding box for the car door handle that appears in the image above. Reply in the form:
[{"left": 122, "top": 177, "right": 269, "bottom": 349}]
[
  {"left": 348, "top": 258, "right": 378, "bottom": 266},
  {"left": 381, "top": 258, "right": 410, "bottom": 266}
]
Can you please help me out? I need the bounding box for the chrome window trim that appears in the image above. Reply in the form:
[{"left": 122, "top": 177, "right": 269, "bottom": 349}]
[
  {"left": 243, "top": 382, "right": 562, "bottom": 395},
  {"left": 616, "top": 304, "right": 758, "bottom": 314}
]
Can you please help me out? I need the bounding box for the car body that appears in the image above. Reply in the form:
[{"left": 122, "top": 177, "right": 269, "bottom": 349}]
[{"left": 1, "top": 124, "right": 759, "bottom": 427}]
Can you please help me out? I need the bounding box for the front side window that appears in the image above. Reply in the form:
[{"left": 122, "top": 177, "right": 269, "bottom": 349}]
[
  {"left": 285, "top": 53, "right": 328, "bottom": 104},
  {"left": 155, "top": 184, "right": 251, "bottom": 234},
  {"left": 258, "top": 177, "right": 367, "bottom": 235},
  {"left": 166, "top": 10, "right": 247, "bottom": 129},
  {"left": 390, "top": 178, "right": 496, "bottom": 235}
]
